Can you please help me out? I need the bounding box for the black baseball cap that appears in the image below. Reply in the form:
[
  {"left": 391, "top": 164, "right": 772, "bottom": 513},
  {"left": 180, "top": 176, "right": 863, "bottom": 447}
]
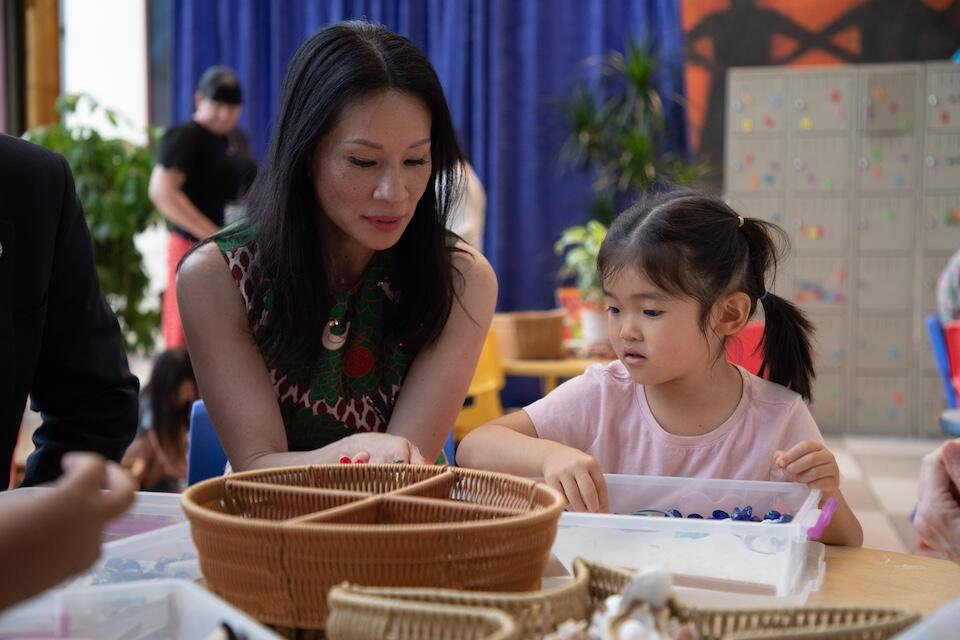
[{"left": 197, "top": 66, "right": 242, "bottom": 105}]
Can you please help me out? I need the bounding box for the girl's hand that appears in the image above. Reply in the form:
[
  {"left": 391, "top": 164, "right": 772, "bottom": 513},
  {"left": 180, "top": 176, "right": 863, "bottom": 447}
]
[
  {"left": 774, "top": 441, "right": 840, "bottom": 493},
  {"left": 333, "top": 432, "right": 428, "bottom": 464},
  {"left": 541, "top": 445, "right": 609, "bottom": 513}
]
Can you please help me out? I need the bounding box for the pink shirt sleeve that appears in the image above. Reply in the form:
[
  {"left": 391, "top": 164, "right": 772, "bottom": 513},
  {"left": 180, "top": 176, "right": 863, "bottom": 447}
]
[{"left": 523, "top": 366, "right": 606, "bottom": 452}]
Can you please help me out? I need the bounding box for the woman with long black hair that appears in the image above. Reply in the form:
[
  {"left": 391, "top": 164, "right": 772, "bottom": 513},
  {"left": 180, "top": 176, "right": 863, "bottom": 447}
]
[{"left": 177, "top": 22, "right": 497, "bottom": 469}]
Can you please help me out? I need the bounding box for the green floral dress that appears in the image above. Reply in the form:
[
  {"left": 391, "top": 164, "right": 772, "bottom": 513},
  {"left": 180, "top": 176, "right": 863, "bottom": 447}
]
[{"left": 214, "top": 225, "right": 414, "bottom": 451}]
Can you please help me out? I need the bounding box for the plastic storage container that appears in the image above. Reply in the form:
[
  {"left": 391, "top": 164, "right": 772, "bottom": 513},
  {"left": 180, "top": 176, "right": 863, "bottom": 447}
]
[
  {"left": 66, "top": 521, "right": 201, "bottom": 588},
  {"left": 551, "top": 474, "right": 822, "bottom": 599},
  {"left": 0, "top": 579, "right": 281, "bottom": 639}
]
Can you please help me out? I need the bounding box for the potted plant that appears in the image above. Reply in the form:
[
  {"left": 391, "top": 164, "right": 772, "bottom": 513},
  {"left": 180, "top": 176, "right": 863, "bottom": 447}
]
[
  {"left": 555, "top": 41, "right": 706, "bottom": 344},
  {"left": 555, "top": 220, "right": 608, "bottom": 344},
  {"left": 24, "top": 94, "right": 161, "bottom": 353}
]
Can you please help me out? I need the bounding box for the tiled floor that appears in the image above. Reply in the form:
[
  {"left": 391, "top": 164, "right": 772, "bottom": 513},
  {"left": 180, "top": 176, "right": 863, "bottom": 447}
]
[{"left": 831, "top": 435, "right": 947, "bottom": 555}]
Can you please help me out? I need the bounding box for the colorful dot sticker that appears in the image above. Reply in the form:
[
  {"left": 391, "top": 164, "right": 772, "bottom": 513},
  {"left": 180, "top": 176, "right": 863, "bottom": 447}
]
[
  {"left": 944, "top": 207, "right": 960, "bottom": 224},
  {"left": 744, "top": 153, "right": 755, "bottom": 165},
  {"left": 893, "top": 175, "right": 905, "bottom": 188},
  {"left": 829, "top": 89, "right": 841, "bottom": 103},
  {"left": 889, "top": 101, "right": 899, "bottom": 115},
  {"left": 741, "top": 118, "right": 754, "bottom": 132},
  {"left": 824, "top": 177, "right": 835, "bottom": 190},
  {"left": 892, "top": 392, "right": 905, "bottom": 406},
  {"left": 941, "top": 110, "right": 951, "bottom": 125},
  {"left": 769, "top": 160, "right": 781, "bottom": 171},
  {"left": 871, "top": 165, "right": 883, "bottom": 179},
  {"left": 866, "top": 106, "right": 876, "bottom": 121},
  {"left": 742, "top": 94, "right": 754, "bottom": 106},
  {"left": 887, "top": 347, "right": 901, "bottom": 362},
  {"left": 748, "top": 173, "right": 761, "bottom": 188},
  {"left": 771, "top": 95, "right": 782, "bottom": 108},
  {"left": 883, "top": 208, "right": 895, "bottom": 222},
  {"left": 899, "top": 152, "right": 910, "bottom": 164},
  {"left": 763, "top": 115, "right": 775, "bottom": 128},
  {"left": 806, "top": 173, "right": 817, "bottom": 185},
  {"left": 763, "top": 173, "right": 775, "bottom": 185},
  {"left": 833, "top": 105, "right": 846, "bottom": 120},
  {"left": 872, "top": 86, "right": 887, "bottom": 101},
  {"left": 899, "top": 117, "right": 911, "bottom": 130},
  {"left": 871, "top": 147, "right": 883, "bottom": 161},
  {"left": 800, "top": 117, "right": 813, "bottom": 130}
]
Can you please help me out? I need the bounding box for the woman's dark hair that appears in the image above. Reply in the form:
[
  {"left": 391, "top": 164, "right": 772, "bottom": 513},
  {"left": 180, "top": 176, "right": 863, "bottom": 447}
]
[
  {"left": 144, "top": 348, "right": 196, "bottom": 452},
  {"left": 242, "top": 21, "right": 463, "bottom": 366},
  {"left": 597, "top": 189, "right": 815, "bottom": 400}
]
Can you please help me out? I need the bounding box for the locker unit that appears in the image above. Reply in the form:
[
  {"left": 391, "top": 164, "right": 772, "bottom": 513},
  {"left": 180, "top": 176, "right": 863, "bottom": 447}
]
[{"left": 725, "top": 62, "right": 960, "bottom": 436}]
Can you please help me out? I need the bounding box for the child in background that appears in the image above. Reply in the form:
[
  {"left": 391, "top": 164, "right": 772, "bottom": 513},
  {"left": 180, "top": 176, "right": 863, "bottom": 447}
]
[
  {"left": 458, "top": 190, "right": 862, "bottom": 546},
  {"left": 123, "top": 349, "right": 198, "bottom": 492}
]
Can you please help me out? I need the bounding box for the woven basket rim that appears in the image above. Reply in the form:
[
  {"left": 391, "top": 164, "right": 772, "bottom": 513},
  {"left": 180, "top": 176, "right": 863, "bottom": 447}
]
[{"left": 181, "top": 464, "right": 566, "bottom": 534}]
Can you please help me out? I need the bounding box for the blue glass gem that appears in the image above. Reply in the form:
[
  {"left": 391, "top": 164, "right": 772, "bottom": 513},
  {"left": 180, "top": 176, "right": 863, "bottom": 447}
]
[
  {"left": 732, "top": 506, "right": 754, "bottom": 521},
  {"left": 105, "top": 558, "right": 124, "bottom": 571},
  {"left": 668, "top": 509, "right": 683, "bottom": 518},
  {"left": 121, "top": 559, "right": 142, "bottom": 572},
  {"left": 712, "top": 510, "right": 730, "bottom": 520},
  {"left": 763, "top": 510, "right": 782, "bottom": 521},
  {"left": 687, "top": 513, "right": 704, "bottom": 519},
  {"left": 778, "top": 514, "right": 794, "bottom": 523}
]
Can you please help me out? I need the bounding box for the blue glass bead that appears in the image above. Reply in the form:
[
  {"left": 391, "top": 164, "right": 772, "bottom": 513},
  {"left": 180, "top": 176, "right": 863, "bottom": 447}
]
[
  {"left": 712, "top": 510, "right": 730, "bottom": 519},
  {"left": 105, "top": 558, "right": 124, "bottom": 571},
  {"left": 731, "top": 505, "right": 754, "bottom": 521},
  {"left": 121, "top": 559, "right": 142, "bottom": 572},
  {"left": 668, "top": 509, "right": 683, "bottom": 518},
  {"left": 763, "top": 510, "right": 782, "bottom": 521},
  {"left": 778, "top": 514, "right": 794, "bottom": 523},
  {"left": 687, "top": 513, "right": 703, "bottom": 519}
]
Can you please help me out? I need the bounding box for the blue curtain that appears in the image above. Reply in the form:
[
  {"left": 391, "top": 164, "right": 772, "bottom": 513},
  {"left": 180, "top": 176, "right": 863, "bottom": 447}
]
[{"left": 169, "top": 0, "right": 685, "bottom": 313}]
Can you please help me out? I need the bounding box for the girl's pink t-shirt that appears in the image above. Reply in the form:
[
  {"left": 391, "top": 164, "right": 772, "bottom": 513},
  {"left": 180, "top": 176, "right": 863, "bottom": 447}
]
[{"left": 524, "top": 361, "right": 823, "bottom": 481}]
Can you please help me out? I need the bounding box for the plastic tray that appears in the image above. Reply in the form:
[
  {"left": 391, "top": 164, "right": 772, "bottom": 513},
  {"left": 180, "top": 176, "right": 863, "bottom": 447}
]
[
  {"left": 551, "top": 474, "right": 823, "bottom": 598},
  {"left": 0, "top": 579, "right": 281, "bottom": 639}
]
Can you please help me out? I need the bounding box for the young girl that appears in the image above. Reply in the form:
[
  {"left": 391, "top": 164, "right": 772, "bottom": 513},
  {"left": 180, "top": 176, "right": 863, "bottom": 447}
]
[{"left": 458, "top": 190, "right": 863, "bottom": 546}]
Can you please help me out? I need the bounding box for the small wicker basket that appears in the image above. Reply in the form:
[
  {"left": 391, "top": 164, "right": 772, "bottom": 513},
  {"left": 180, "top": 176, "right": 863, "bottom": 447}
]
[
  {"left": 492, "top": 310, "right": 567, "bottom": 359},
  {"left": 180, "top": 465, "right": 564, "bottom": 631},
  {"left": 326, "top": 558, "right": 921, "bottom": 640}
]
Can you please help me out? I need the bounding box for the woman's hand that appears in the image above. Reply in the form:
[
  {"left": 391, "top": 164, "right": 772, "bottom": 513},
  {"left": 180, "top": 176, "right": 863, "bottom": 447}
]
[
  {"left": 541, "top": 445, "right": 609, "bottom": 513},
  {"left": 914, "top": 440, "right": 960, "bottom": 563},
  {"left": 775, "top": 440, "right": 840, "bottom": 493},
  {"left": 332, "top": 432, "right": 429, "bottom": 464}
]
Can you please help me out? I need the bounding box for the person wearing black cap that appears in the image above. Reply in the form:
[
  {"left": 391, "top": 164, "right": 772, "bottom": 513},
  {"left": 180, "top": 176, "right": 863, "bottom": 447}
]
[{"left": 148, "top": 66, "right": 256, "bottom": 349}]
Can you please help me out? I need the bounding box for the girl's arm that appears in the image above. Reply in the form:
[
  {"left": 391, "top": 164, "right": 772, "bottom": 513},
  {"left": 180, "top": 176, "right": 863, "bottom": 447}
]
[
  {"left": 458, "top": 410, "right": 609, "bottom": 512},
  {"left": 385, "top": 243, "right": 498, "bottom": 460},
  {"left": 178, "top": 244, "right": 424, "bottom": 470},
  {"left": 775, "top": 440, "right": 864, "bottom": 546}
]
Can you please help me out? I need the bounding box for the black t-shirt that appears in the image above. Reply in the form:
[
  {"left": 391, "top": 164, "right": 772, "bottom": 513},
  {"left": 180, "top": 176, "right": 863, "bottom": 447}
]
[{"left": 156, "top": 121, "right": 257, "bottom": 241}]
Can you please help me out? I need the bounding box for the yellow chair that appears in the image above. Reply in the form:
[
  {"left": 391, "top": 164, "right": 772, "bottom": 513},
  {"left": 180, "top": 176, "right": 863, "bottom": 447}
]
[{"left": 454, "top": 331, "right": 505, "bottom": 442}]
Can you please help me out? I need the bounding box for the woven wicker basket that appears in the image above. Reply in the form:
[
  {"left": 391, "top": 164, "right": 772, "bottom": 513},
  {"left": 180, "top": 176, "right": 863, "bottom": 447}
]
[
  {"left": 180, "top": 465, "right": 564, "bottom": 631},
  {"left": 326, "top": 589, "right": 519, "bottom": 640},
  {"left": 492, "top": 310, "right": 567, "bottom": 359},
  {"left": 327, "top": 558, "right": 920, "bottom": 640}
]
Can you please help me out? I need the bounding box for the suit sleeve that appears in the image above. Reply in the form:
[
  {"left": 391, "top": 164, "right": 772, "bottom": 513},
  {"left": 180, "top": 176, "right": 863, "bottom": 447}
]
[{"left": 21, "top": 156, "right": 139, "bottom": 486}]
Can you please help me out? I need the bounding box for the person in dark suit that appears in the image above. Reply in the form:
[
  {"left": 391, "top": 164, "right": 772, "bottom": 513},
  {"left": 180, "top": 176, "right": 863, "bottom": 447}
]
[{"left": 0, "top": 133, "right": 139, "bottom": 489}]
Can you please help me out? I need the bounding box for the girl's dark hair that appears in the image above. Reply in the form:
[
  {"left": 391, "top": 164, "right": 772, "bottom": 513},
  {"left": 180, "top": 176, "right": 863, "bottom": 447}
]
[
  {"left": 144, "top": 348, "right": 196, "bottom": 452},
  {"left": 243, "top": 21, "right": 463, "bottom": 365},
  {"left": 597, "top": 189, "right": 815, "bottom": 400}
]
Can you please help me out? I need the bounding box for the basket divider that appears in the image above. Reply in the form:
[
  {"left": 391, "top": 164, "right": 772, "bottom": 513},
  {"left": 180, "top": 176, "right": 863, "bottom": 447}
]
[{"left": 388, "top": 469, "right": 458, "bottom": 499}]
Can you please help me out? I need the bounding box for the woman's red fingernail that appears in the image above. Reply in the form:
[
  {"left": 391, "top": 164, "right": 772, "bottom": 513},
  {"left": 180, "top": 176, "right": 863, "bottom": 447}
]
[{"left": 339, "top": 456, "right": 352, "bottom": 464}]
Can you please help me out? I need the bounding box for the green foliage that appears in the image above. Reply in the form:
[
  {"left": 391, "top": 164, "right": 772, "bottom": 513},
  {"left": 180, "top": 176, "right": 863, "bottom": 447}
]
[
  {"left": 560, "top": 41, "right": 709, "bottom": 227},
  {"left": 25, "top": 94, "right": 161, "bottom": 353},
  {"left": 554, "top": 220, "right": 608, "bottom": 306}
]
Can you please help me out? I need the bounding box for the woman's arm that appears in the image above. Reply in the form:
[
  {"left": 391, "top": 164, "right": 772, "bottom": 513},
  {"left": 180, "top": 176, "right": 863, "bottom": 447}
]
[
  {"left": 177, "top": 244, "right": 422, "bottom": 470},
  {"left": 148, "top": 165, "right": 219, "bottom": 239},
  {"left": 385, "top": 243, "right": 498, "bottom": 460}
]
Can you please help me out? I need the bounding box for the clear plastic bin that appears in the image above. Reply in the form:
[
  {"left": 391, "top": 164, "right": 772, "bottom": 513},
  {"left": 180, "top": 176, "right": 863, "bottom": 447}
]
[
  {"left": 66, "top": 521, "right": 201, "bottom": 588},
  {"left": 0, "top": 488, "right": 185, "bottom": 542},
  {"left": 0, "top": 579, "right": 281, "bottom": 639},
  {"left": 551, "top": 474, "right": 823, "bottom": 598}
]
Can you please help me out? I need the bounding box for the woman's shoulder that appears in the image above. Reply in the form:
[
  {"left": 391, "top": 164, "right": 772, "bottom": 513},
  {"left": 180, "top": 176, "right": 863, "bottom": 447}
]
[{"left": 449, "top": 239, "right": 497, "bottom": 298}]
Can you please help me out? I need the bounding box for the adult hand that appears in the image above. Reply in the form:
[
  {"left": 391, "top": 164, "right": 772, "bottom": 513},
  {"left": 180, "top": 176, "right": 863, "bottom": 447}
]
[
  {"left": 774, "top": 441, "right": 840, "bottom": 493},
  {"left": 333, "top": 432, "right": 428, "bottom": 464},
  {"left": 914, "top": 440, "right": 960, "bottom": 563},
  {"left": 0, "top": 453, "right": 135, "bottom": 610},
  {"left": 541, "top": 445, "right": 609, "bottom": 513}
]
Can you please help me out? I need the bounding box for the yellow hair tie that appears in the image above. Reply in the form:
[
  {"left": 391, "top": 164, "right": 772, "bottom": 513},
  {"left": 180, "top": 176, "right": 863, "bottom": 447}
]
[{"left": 737, "top": 215, "right": 745, "bottom": 228}]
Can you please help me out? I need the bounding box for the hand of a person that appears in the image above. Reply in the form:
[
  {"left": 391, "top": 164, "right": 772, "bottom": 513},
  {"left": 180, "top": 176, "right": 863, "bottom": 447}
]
[
  {"left": 541, "top": 445, "right": 609, "bottom": 513},
  {"left": 774, "top": 441, "right": 840, "bottom": 493},
  {"left": 913, "top": 440, "right": 960, "bottom": 563},
  {"left": 0, "top": 453, "right": 136, "bottom": 611},
  {"left": 53, "top": 453, "right": 137, "bottom": 573},
  {"left": 333, "top": 432, "right": 429, "bottom": 465}
]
